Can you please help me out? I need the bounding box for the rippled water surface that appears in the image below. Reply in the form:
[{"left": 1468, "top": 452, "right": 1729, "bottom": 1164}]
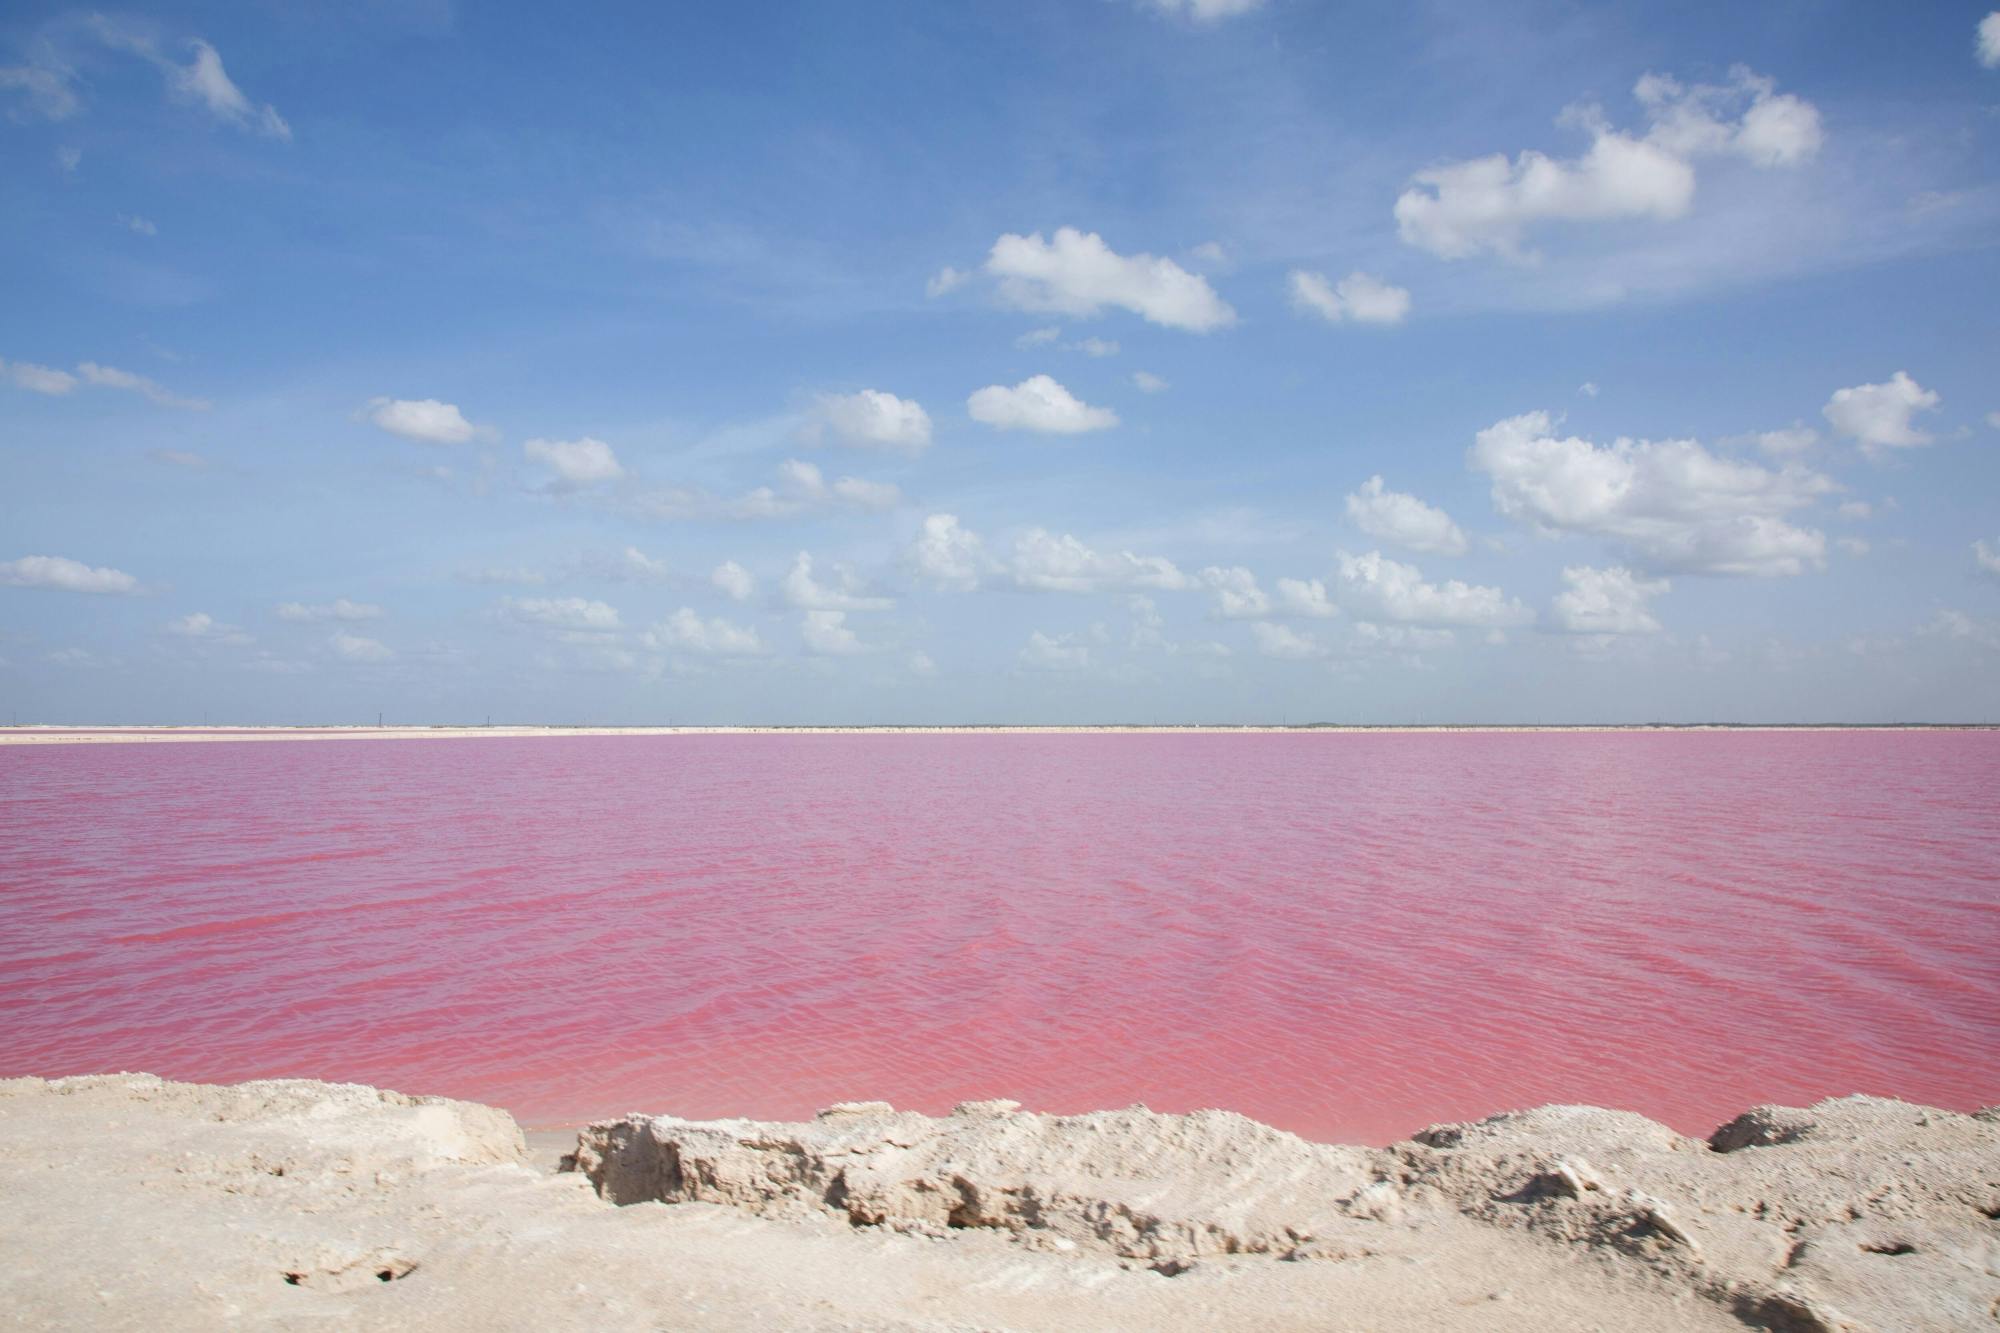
[{"left": 3, "top": 732, "right": 1996, "bottom": 1142}]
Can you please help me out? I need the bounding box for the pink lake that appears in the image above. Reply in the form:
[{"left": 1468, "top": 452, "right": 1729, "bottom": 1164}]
[{"left": 2, "top": 731, "right": 1996, "bottom": 1144}]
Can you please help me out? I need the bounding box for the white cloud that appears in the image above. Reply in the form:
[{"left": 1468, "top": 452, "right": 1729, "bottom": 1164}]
[
  {"left": 1198, "top": 565, "right": 1270, "bottom": 618},
  {"left": 525, "top": 436, "right": 623, "bottom": 486},
  {"left": 647, "top": 607, "right": 765, "bottom": 656},
  {"left": 1251, "top": 622, "right": 1323, "bottom": 659},
  {"left": 1550, "top": 565, "right": 1668, "bottom": 635},
  {"left": 748, "top": 460, "right": 902, "bottom": 517},
  {"left": 1144, "top": 0, "right": 1264, "bottom": 20},
  {"left": 122, "top": 214, "right": 157, "bottom": 236},
  {"left": 711, "top": 560, "right": 756, "bottom": 601},
  {"left": 0, "top": 64, "right": 80, "bottom": 120},
  {"left": 968, "top": 375, "right": 1118, "bottom": 434},
  {"left": 1922, "top": 609, "right": 2000, "bottom": 652},
  {"left": 1352, "top": 622, "right": 1459, "bottom": 653},
  {"left": 985, "top": 227, "right": 1236, "bottom": 331},
  {"left": 277, "top": 598, "right": 382, "bottom": 623},
  {"left": 328, "top": 630, "right": 392, "bottom": 662},
  {"left": 1132, "top": 371, "right": 1169, "bottom": 393},
  {"left": 172, "top": 38, "right": 290, "bottom": 139},
  {"left": 1731, "top": 424, "right": 1820, "bottom": 458},
  {"left": 1578, "top": 381, "right": 1600, "bottom": 398},
  {"left": 801, "top": 609, "right": 867, "bottom": 655},
  {"left": 1069, "top": 337, "right": 1119, "bottom": 357},
  {"left": 1835, "top": 537, "right": 1870, "bottom": 557},
  {"left": 1975, "top": 539, "right": 2000, "bottom": 580},
  {"left": 0, "top": 555, "right": 138, "bottom": 594},
  {"left": 925, "top": 265, "right": 969, "bottom": 298},
  {"left": 1344, "top": 476, "right": 1468, "bottom": 555},
  {"left": 1395, "top": 67, "right": 1819, "bottom": 261},
  {"left": 1334, "top": 550, "right": 1534, "bottom": 627},
  {"left": 1016, "top": 326, "right": 1062, "bottom": 347},
  {"left": 908, "top": 651, "right": 937, "bottom": 678},
  {"left": 782, "top": 552, "right": 893, "bottom": 611},
  {"left": 77, "top": 362, "right": 208, "bottom": 410},
  {"left": 366, "top": 397, "right": 485, "bottom": 444},
  {"left": 1011, "top": 530, "right": 1190, "bottom": 593},
  {"left": 1836, "top": 501, "right": 1872, "bottom": 520},
  {"left": 1982, "top": 12, "right": 2000, "bottom": 68},
  {"left": 814, "top": 389, "right": 932, "bottom": 452},
  {"left": 911, "top": 514, "right": 988, "bottom": 590},
  {"left": 1, "top": 358, "right": 78, "bottom": 395},
  {"left": 1471, "top": 410, "right": 1832, "bottom": 576},
  {"left": 1274, "top": 577, "right": 1340, "bottom": 619},
  {"left": 1019, "top": 630, "right": 1091, "bottom": 671},
  {"left": 1287, "top": 270, "right": 1412, "bottom": 325},
  {"left": 501, "top": 597, "right": 621, "bottom": 631},
  {"left": 166, "top": 611, "right": 251, "bottom": 645},
  {"left": 1821, "top": 371, "right": 1941, "bottom": 457}
]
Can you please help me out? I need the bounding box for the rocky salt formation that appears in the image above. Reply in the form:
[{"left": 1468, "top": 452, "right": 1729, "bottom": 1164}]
[{"left": 3, "top": 1074, "right": 1995, "bottom": 1331}]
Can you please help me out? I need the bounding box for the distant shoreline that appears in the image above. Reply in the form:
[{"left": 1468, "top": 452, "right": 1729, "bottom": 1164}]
[{"left": 2, "top": 722, "right": 1994, "bottom": 745}]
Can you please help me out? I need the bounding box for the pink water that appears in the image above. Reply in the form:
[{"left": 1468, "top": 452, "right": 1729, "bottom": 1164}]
[{"left": 3, "top": 732, "right": 1996, "bottom": 1144}]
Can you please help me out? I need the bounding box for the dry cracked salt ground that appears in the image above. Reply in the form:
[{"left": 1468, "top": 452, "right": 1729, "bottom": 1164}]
[{"left": 1, "top": 1074, "right": 1995, "bottom": 1330}]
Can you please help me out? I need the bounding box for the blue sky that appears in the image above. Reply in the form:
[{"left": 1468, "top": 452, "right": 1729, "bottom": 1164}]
[{"left": 2, "top": 0, "right": 1998, "bottom": 724}]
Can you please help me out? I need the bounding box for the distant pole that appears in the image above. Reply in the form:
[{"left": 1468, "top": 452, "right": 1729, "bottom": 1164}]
[{"left": 378, "top": 711, "right": 383, "bottom": 728}]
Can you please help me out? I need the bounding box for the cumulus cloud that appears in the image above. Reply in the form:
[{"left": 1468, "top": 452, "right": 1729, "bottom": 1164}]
[
  {"left": 734, "top": 460, "right": 901, "bottom": 518},
  {"left": 1975, "top": 539, "right": 2000, "bottom": 580},
  {"left": 1198, "top": 565, "right": 1270, "bottom": 618},
  {"left": 1274, "top": 577, "right": 1340, "bottom": 619},
  {"left": 1287, "top": 270, "right": 1412, "bottom": 325},
  {"left": 783, "top": 552, "right": 893, "bottom": 611},
  {"left": 0, "top": 555, "right": 138, "bottom": 594},
  {"left": 277, "top": 598, "right": 383, "bottom": 623},
  {"left": 985, "top": 228, "right": 1235, "bottom": 331},
  {"left": 1011, "top": 530, "right": 1189, "bottom": 593},
  {"left": 1019, "top": 630, "right": 1091, "bottom": 671},
  {"left": 1144, "top": 0, "right": 1264, "bottom": 20},
  {"left": 1550, "top": 565, "right": 1668, "bottom": 635},
  {"left": 1922, "top": 608, "right": 2000, "bottom": 652},
  {"left": 1982, "top": 13, "right": 2000, "bottom": 68},
  {"left": 1251, "top": 622, "right": 1323, "bottom": 659},
  {"left": 328, "top": 630, "right": 392, "bottom": 662},
  {"left": 1334, "top": 550, "right": 1533, "bottom": 628},
  {"left": 1732, "top": 425, "right": 1820, "bottom": 458},
  {"left": 166, "top": 611, "right": 251, "bottom": 645},
  {"left": 500, "top": 597, "right": 621, "bottom": 631},
  {"left": 525, "top": 437, "right": 623, "bottom": 486},
  {"left": 1395, "top": 67, "right": 1820, "bottom": 261},
  {"left": 801, "top": 609, "right": 868, "bottom": 655},
  {"left": 1470, "top": 410, "right": 1832, "bottom": 576},
  {"left": 365, "top": 397, "right": 486, "bottom": 444},
  {"left": 647, "top": 607, "right": 765, "bottom": 656},
  {"left": 1132, "top": 371, "right": 1169, "bottom": 393},
  {"left": 1, "top": 358, "right": 78, "bottom": 395},
  {"left": 1344, "top": 476, "right": 1468, "bottom": 555},
  {"left": 908, "top": 651, "right": 938, "bottom": 677},
  {"left": 925, "top": 265, "right": 969, "bottom": 298},
  {"left": 813, "top": 389, "right": 932, "bottom": 452},
  {"left": 711, "top": 560, "right": 756, "bottom": 601},
  {"left": 1821, "top": 371, "right": 1941, "bottom": 458},
  {"left": 910, "top": 514, "right": 988, "bottom": 590},
  {"left": 76, "top": 362, "right": 208, "bottom": 410},
  {"left": 968, "top": 375, "right": 1118, "bottom": 434}
]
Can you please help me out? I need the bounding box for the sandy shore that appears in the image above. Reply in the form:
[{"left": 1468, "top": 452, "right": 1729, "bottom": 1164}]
[
  {"left": 3, "top": 722, "right": 1990, "bottom": 745},
  {"left": 2, "top": 1074, "right": 1992, "bottom": 1330}
]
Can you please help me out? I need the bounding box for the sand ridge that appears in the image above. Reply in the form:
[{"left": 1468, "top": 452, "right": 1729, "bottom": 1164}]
[{"left": 3, "top": 1073, "right": 1994, "bottom": 1330}]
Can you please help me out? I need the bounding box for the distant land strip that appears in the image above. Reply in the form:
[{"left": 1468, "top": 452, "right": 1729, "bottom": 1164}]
[{"left": 2, "top": 723, "right": 1995, "bottom": 744}]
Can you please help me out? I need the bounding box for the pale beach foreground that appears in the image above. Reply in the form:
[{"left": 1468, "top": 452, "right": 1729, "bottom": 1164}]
[{"left": 3, "top": 1075, "right": 1994, "bottom": 1331}]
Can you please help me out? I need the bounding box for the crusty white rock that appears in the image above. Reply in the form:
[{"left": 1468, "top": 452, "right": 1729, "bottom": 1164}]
[{"left": 3, "top": 1074, "right": 1994, "bottom": 1331}]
